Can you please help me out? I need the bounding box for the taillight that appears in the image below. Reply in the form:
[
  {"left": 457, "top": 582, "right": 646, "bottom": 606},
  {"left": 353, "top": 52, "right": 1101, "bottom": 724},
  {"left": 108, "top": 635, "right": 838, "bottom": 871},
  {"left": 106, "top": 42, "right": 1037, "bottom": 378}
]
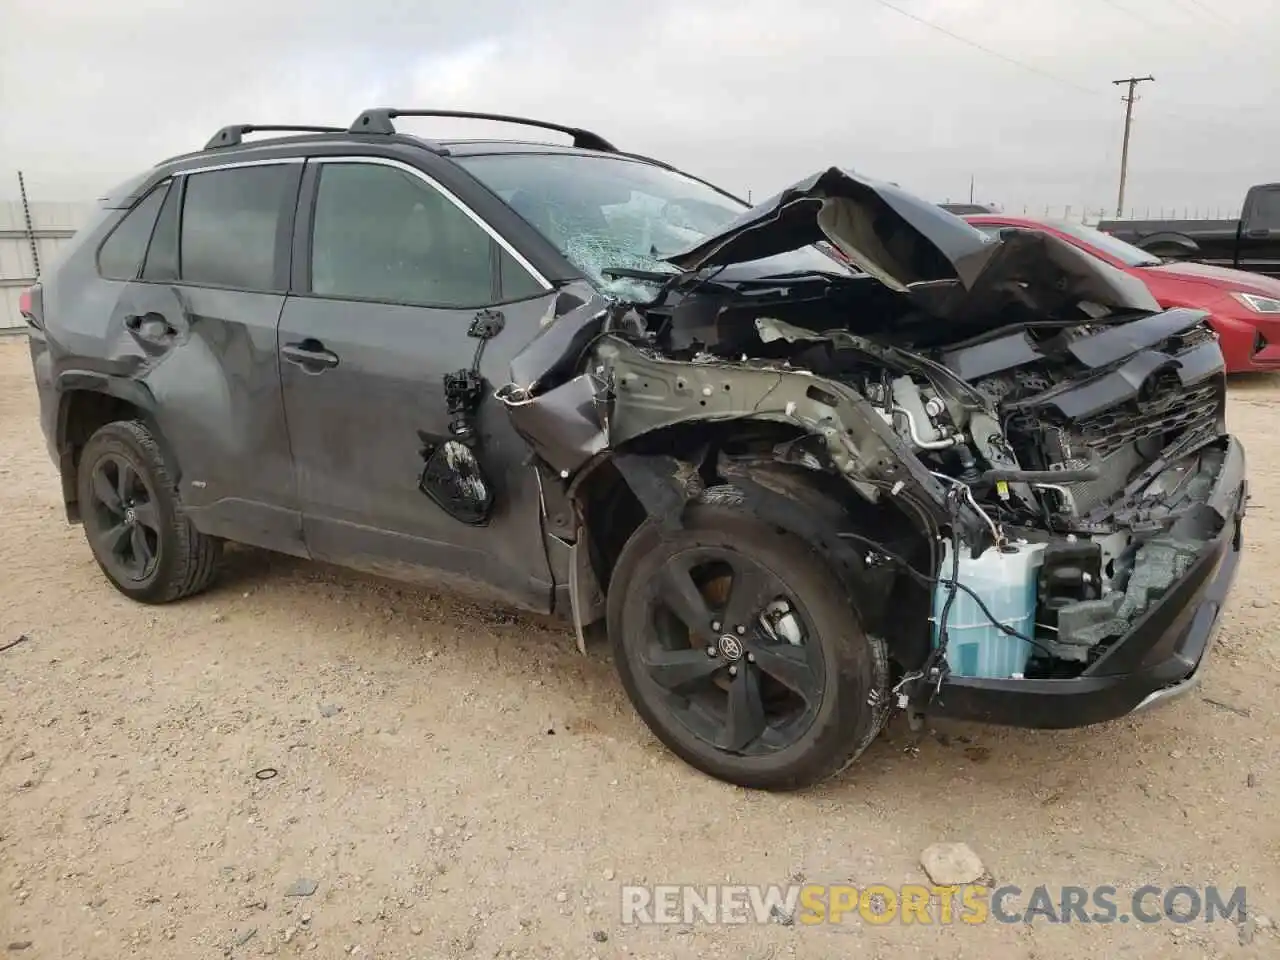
[{"left": 18, "top": 283, "right": 43, "bottom": 329}]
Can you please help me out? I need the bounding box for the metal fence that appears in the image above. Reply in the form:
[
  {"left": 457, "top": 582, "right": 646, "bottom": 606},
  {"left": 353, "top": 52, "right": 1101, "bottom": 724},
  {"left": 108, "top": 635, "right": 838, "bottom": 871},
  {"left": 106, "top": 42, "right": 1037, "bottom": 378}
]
[{"left": 0, "top": 176, "right": 92, "bottom": 332}]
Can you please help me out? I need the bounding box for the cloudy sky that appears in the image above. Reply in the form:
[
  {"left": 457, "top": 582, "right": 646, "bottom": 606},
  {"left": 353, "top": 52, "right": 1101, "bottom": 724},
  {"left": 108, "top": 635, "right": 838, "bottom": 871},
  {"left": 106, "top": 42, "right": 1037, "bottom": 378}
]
[{"left": 2, "top": 0, "right": 1276, "bottom": 218}]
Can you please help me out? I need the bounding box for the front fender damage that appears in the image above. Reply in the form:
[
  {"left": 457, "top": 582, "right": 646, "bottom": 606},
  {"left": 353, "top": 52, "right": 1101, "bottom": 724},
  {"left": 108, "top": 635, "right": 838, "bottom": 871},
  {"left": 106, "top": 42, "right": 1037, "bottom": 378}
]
[
  {"left": 502, "top": 330, "right": 974, "bottom": 530},
  {"left": 591, "top": 335, "right": 984, "bottom": 540},
  {"left": 500, "top": 330, "right": 993, "bottom": 649}
]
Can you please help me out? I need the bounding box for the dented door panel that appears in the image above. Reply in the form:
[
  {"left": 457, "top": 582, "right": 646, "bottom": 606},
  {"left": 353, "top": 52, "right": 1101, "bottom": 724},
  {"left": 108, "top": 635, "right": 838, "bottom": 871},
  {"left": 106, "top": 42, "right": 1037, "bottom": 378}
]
[
  {"left": 278, "top": 292, "right": 560, "bottom": 611},
  {"left": 113, "top": 281, "right": 303, "bottom": 552}
]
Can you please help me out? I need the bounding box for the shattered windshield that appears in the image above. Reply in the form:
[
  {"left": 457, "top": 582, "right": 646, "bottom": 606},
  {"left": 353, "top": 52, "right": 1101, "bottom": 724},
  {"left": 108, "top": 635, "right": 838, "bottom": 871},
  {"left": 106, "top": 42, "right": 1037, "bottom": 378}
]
[{"left": 456, "top": 152, "right": 850, "bottom": 298}]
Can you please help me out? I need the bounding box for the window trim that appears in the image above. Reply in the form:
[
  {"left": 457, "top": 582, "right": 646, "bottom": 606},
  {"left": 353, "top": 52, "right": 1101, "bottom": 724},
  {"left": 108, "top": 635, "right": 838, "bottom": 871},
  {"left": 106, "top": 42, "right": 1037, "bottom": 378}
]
[
  {"left": 95, "top": 180, "right": 172, "bottom": 281},
  {"left": 304, "top": 155, "right": 553, "bottom": 301},
  {"left": 178, "top": 156, "right": 306, "bottom": 176},
  {"left": 141, "top": 175, "right": 183, "bottom": 282}
]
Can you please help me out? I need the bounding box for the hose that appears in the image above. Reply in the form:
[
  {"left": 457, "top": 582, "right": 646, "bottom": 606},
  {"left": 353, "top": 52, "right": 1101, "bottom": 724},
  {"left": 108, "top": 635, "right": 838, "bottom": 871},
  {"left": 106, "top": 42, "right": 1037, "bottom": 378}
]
[
  {"left": 892, "top": 407, "right": 961, "bottom": 450},
  {"left": 929, "top": 471, "right": 1004, "bottom": 547},
  {"left": 982, "top": 467, "right": 1101, "bottom": 484}
]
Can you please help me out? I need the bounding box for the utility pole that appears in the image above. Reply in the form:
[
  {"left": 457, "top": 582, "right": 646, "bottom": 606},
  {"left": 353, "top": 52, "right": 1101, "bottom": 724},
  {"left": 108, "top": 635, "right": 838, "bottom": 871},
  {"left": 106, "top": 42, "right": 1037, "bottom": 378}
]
[
  {"left": 1112, "top": 75, "right": 1154, "bottom": 218},
  {"left": 968, "top": 175, "right": 975, "bottom": 204}
]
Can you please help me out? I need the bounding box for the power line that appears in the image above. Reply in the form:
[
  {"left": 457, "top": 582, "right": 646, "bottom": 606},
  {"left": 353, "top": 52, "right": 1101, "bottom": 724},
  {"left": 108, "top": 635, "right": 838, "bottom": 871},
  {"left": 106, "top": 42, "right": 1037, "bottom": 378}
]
[
  {"left": 1168, "top": 0, "right": 1225, "bottom": 23},
  {"left": 1092, "top": 0, "right": 1182, "bottom": 35},
  {"left": 1180, "top": 0, "right": 1230, "bottom": 23},
  {"left": 866, "top": 0, "right": 1100, "bottom": 97}
]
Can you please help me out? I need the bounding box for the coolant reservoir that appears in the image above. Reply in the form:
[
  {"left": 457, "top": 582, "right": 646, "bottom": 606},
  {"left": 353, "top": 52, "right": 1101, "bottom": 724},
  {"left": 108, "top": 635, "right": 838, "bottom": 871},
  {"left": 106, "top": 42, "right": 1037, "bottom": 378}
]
[{"left": 931, "top": 540, "right": 1047, "bottom": 679}]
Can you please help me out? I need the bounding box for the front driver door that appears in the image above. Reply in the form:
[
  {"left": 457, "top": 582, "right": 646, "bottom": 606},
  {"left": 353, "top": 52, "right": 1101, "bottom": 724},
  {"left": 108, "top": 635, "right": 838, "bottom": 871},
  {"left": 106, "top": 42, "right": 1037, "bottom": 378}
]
[{"left": 277, "top": 156, "right": 558, "bottom": 611}]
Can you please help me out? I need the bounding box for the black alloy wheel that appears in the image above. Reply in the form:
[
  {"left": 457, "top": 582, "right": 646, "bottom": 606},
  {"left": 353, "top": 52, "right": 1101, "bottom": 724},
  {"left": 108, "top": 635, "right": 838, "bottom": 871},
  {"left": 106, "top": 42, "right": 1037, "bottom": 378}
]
[
  {"left": 609, "top": 494, "right": 889, "bottom": 790},
  {"left": 75, "top": 420, "right": 222, "bottom": 603},
  {"left": 639, "top": 546, "right": 826, "bottom": 756},
  {"left": 84, "top": 452, "right": 161, "bottom": 583}
]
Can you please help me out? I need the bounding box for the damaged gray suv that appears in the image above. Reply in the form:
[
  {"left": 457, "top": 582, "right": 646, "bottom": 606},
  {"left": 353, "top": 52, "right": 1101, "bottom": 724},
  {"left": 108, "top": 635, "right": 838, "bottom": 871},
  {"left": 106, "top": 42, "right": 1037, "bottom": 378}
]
[{"left": 24, "top": 110, "right": 1246, "bottom": 790}]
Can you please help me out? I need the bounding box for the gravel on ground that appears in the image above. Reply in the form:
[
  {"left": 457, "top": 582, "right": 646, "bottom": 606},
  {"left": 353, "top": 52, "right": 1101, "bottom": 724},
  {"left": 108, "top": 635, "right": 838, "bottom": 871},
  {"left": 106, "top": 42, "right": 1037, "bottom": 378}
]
[{"left": 1, "top": 338, "right": 1277, "bottom": 958}]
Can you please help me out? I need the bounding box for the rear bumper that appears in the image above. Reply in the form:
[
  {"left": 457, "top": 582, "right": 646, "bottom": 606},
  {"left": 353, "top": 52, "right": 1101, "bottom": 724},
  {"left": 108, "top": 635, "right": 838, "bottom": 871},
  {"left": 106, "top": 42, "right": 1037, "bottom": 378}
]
[
  {"left": 27, "top": 333, "right": 60, "bottom": 465},
  {"left": 925, "top": 435, "right": 1246, "bottom": 729}
]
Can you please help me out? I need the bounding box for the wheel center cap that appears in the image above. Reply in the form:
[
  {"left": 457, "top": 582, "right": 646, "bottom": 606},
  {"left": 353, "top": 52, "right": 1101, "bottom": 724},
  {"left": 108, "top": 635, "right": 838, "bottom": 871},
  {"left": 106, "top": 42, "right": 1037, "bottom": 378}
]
[
  {"left": 717, "top": 634, "right": 744, "bottom": 661},
  {"left": 124, "top": 507, "right": 137, "bottom": 526}
]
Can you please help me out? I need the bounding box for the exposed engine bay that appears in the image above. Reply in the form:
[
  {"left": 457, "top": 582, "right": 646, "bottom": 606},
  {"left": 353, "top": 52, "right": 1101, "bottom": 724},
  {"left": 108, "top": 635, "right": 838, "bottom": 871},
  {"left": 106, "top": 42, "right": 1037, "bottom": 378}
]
[{"left": 500, "top": 167, "right": 1239, "bottom": 688}]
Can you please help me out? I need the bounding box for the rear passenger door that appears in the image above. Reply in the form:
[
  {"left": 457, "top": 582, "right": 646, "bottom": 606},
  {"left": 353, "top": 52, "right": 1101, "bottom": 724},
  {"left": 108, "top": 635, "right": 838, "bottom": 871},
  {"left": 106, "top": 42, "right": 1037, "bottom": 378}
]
[
  {"left": 276, "top": 156, "right": 559, "bottom": 611},
  {"left": 118, "top": 160, "right": 305, "bottom": 553}
]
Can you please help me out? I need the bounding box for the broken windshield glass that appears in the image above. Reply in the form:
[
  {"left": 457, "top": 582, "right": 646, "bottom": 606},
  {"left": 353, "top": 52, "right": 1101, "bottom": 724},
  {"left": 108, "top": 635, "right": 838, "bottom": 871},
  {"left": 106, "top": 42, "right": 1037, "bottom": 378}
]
[{"left": 456, "top": 153, "right": 847, "bottom": 298}]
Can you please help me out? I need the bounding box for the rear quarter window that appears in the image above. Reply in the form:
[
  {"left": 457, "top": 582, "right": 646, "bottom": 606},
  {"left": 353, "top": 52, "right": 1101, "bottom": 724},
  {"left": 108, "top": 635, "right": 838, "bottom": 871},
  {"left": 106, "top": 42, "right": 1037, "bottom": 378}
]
[
  {"left": 141, "top": 178, "right": 182, "bottom": 282},
  {"left": 96, "top": 183, "right": 170, "bottom": 280}
]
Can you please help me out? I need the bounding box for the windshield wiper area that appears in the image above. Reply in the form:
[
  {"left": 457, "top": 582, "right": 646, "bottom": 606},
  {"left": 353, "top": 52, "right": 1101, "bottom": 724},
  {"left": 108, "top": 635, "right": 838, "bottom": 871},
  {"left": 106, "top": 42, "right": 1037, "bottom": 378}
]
[
  {"left": 729, "top": 269, "right": 856, "bottom": 285},
  {"left": 600, "top": 267, "right": 679, "bottom": 283},
  {"left": 601, "top": 264, "right": 739, "bottom": 300}
]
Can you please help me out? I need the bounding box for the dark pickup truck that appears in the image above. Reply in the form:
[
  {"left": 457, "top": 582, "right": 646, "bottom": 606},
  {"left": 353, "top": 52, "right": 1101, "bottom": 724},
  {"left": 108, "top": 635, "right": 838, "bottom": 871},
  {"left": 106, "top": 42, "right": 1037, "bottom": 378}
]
[{"left": 1099, "top": 182, "right": 1280, "bottom": 279}]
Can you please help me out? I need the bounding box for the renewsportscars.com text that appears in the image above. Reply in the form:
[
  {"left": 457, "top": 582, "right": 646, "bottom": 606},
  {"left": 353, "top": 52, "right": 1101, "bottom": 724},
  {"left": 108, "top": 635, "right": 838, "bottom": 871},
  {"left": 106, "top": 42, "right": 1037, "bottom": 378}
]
[{"left": 621, "top": 883, "right": 1247, "bottom": 926}]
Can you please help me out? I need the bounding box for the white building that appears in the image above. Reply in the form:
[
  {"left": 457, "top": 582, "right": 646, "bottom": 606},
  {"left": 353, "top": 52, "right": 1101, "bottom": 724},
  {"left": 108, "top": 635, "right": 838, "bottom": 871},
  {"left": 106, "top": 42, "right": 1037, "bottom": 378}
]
[{"left": 1, "top": 200, "right": 93, "bottom": 331}]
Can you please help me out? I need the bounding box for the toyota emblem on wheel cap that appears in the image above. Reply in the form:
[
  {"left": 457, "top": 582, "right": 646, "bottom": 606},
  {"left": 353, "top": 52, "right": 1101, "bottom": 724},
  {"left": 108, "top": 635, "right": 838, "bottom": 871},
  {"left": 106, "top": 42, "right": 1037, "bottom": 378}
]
[{"left": 717, "top": 634, "right": 744, "bottom": 661}]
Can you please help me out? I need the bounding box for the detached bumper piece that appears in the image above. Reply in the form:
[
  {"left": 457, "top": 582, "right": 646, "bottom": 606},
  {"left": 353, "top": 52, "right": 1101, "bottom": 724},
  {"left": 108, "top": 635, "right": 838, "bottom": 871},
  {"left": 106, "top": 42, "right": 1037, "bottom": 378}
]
[{"left": 925, "top": 436, "right": 1246, "bottom": 729}]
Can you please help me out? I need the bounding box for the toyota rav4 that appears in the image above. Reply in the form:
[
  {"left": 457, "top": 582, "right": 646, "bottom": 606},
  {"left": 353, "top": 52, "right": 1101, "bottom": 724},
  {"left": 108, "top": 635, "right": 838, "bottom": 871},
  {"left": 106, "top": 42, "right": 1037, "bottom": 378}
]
[{"left": 22, "top": 110, "right": 1247, "bottom": 790}]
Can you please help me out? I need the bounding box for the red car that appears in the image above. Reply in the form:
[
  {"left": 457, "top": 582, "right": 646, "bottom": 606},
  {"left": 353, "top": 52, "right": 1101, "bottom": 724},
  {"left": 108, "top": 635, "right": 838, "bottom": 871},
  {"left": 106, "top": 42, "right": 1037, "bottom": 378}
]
[{"left": 965, "top": 215, "right": 1280, "bottom": 373}]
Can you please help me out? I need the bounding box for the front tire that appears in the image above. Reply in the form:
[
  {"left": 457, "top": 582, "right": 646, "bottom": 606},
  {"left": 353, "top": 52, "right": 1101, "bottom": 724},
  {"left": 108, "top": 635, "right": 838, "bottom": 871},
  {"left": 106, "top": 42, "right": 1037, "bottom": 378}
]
[
  {"left": 608, "top": 494, "right": 889, "bottom": 790},
  {"left": 76, "top": 420, "right": 221, "bottom": 603}
]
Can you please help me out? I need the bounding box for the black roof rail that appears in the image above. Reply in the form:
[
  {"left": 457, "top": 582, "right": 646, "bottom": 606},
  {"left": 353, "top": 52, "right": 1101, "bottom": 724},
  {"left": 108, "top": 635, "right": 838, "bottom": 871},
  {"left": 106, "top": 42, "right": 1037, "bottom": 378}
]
[
  {"left": 347, "top": 109, "right": 618, "bottom": 152},
  {"left": 204, "top": 124, "right": 346, "bottom": 150}
]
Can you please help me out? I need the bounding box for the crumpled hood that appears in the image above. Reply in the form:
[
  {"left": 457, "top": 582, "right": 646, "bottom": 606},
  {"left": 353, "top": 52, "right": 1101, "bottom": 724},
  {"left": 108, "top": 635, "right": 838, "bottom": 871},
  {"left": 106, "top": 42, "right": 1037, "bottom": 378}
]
[
  {"left": 664, "top": 166, "right": 1160, "bottom": 319},
  {"left": 664, "top": 167, "right": 1003, "bottom": 290}
]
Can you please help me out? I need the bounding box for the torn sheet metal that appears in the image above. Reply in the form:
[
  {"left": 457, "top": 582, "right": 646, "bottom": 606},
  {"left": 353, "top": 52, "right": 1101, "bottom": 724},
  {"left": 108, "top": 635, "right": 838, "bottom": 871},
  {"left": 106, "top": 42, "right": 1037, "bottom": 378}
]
[
  {"left": 755, "top": 316, "right": 992, "bottom": 415},
  {"left": 664, "top": 166, "right": 1001, "bottom": 289},
  {"left": 593, "top": 335, "right": 988, "bottom": 542},
  {"left": 506, "top": 281, "right": 612, "bottom": 393},
  {"left": 497, "top": 373, "right": 609, "bottom": 476},
  {"left": 662, "top": 167, "right": 1160, "bottom": 323},
  {"left": 912, "top": 226, "right": 1161, "bottom": 323}
]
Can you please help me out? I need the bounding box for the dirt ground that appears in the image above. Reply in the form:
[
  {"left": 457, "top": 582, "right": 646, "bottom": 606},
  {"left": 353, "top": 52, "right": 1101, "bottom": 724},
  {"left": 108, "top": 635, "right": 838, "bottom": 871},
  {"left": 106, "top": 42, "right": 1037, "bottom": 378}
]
[{"left": 1, "top": 336, "right": 1277, "bottom": 960}]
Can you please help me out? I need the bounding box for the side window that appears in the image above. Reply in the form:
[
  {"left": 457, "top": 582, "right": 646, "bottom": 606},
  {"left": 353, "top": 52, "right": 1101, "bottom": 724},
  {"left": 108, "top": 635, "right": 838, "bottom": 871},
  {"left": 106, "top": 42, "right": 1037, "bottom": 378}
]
[
  {"left": 498, "top": 246, "right": 546, "bottom": 300},
  {"left": 310, "top": 163, "right": 540, "bottom": 307},
  {"left": 142, "top": 177, "right": 182, "bottom": 282},
  {"left": 1245, "top": 188, "right": 1280, "bottom": 232},
  {"left": 97, "top": 183, "right": 169, "bottom": 280},
  {"left": 180, "top": 165, "right": 292, "bottom": 290}
]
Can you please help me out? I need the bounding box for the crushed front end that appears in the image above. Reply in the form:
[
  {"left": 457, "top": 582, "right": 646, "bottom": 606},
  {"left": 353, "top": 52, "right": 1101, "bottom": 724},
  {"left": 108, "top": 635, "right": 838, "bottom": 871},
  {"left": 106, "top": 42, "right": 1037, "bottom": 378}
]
[
  {"left": 500, "top": 166, "right": 1247, "bottom": 732},
  {"left": 918, "top": 312, "right": 1245, "bottom": 726}
]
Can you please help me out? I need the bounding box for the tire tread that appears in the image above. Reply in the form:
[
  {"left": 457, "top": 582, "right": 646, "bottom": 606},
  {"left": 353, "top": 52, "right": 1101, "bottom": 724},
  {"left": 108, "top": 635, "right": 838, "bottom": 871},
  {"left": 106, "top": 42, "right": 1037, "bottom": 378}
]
[{"left": 79, "top": 419, "right": 221, "bottom": 603}]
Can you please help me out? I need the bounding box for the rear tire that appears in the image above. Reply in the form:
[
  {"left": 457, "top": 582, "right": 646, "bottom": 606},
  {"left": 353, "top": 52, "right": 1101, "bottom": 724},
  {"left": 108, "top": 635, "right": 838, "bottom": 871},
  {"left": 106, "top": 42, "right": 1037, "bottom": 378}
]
[
  {"left": 76, "top": 420, "right": 221, "bottom": 603},
  {"left": 608, "top": 493, "right": 889, "bottom": 790}
]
